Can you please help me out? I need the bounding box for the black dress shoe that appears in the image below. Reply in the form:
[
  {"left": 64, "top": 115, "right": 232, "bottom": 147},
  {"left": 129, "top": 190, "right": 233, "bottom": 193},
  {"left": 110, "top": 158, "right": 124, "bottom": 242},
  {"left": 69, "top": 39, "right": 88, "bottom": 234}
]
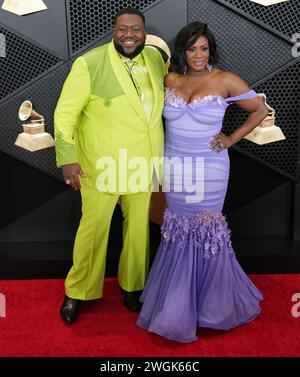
[
  {"left": 120, "top": 287, "right": 126, "bottom": 296},
  {"left": 60, "top": 295, "right": 79, "bottom": 324},
  {"left": 123, "top": 290, "right": 142, "bottom": 312}
]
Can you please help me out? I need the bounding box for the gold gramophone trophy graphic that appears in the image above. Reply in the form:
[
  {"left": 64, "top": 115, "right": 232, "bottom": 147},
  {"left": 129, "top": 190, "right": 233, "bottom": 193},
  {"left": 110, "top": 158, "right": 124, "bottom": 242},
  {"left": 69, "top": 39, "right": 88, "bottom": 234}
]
[
  {"left": 248, "top": 0, "right": 288, "bottom": 5},
  {"left": 243, "top": 93, "right": 285, "bottom": 145},
  {"left": 145, "top": 34, "right": 171, "bottom": 68},
  {"left": 1, "top": 0, "right": 47, "bottom": 16},
  {"left": 15, "top": 100, "right": 55, "bottom": 152}
]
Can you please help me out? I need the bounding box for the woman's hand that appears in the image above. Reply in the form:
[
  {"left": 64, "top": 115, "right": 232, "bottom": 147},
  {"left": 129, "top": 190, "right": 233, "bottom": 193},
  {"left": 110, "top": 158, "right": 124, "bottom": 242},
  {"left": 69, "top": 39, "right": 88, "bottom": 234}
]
[{"left": 209, "top": 132, "right": 233, "bottom": 153}]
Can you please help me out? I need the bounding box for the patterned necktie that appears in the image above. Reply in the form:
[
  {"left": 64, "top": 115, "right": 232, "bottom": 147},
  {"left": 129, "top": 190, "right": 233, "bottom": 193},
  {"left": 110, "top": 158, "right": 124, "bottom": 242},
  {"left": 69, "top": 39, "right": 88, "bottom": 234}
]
[{"left": 124, "top": 60, "right": 143, "bottom": 99}]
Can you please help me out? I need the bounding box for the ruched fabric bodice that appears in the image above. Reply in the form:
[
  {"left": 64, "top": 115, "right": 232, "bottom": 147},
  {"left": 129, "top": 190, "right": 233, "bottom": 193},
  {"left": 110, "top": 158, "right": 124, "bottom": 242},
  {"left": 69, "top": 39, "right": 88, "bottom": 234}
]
[
  {"left": 163, "top": 86, "right": 257, "bottom": 140},
  {"left": 162, "top": 88, "right": 257, "bottom": 216}
]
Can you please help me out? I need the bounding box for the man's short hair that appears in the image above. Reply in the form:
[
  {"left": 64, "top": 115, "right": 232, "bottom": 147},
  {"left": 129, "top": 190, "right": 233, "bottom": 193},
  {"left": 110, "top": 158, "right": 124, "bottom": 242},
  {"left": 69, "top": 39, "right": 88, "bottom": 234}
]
[{"left": 114, "top": 7, "right": 145, "bottom": 25}]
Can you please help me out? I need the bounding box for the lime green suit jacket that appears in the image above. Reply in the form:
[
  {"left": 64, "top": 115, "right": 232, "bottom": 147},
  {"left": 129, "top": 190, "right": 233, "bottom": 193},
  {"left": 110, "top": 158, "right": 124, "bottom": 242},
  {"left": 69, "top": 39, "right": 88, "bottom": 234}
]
[{"left": 54, "top": 41, "right": 167, "bottom": 194}]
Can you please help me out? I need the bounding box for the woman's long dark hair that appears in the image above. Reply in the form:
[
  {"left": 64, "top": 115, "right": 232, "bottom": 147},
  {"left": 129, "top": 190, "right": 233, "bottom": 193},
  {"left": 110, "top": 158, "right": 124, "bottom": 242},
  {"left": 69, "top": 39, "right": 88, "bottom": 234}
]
[{"left": 171, "top": 22, "right": 218, "bottom": 74}]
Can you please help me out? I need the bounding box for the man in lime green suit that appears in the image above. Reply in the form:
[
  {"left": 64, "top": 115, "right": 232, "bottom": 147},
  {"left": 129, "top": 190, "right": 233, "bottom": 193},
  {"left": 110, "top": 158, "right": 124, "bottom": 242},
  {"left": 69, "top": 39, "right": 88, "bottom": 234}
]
[{"left": 54, "top": 7, "right": 167, "bottom": 323}]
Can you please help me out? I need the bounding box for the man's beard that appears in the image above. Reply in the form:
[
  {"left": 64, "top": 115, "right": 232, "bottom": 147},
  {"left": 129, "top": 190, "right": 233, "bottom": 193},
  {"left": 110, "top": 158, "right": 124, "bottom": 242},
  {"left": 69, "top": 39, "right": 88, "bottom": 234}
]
[{"left": 114, "top": 39, "right": 145, "bottom": 59}]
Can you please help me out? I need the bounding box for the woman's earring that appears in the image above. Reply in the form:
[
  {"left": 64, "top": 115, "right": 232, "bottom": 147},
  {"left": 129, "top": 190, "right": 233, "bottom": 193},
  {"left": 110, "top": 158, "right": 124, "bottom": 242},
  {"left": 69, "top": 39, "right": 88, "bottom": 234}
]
[
  {"left": 183, "top": 64, "right": 187, "bottom": 75},
  {"left": 206, "top": 64, "right": 213, "bottom": 72}
]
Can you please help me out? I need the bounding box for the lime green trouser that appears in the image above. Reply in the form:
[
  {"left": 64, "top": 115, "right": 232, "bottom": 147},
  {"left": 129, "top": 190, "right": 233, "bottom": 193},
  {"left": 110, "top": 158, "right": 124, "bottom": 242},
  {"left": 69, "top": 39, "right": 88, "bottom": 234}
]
[{"left": 65, "top": 187, "right": 152, "bottom": 300}]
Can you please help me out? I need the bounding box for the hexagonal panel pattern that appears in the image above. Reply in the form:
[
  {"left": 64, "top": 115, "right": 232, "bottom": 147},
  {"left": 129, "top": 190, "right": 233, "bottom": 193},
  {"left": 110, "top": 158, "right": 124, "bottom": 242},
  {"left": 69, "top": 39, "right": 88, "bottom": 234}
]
[
  {"left": 188, "top": 0, "right": 299, "bottom": 180},
  {"left": 223, "top": 62, "right": 300, "bottom": 180},
  {"left": 0, "top": 24, "right": 62, "bottom": 102},
  {"left": 68, "top": 0, "right": 159, "bottom": 54},
  {"left": 219, "top": 0, "right": 300, "bottom": 39},
  {"left": 0, "top": 63, "right": 70, "bottom": 181},
  {"left": 188, "top": 0, "right": 293, "bottom": 84}
]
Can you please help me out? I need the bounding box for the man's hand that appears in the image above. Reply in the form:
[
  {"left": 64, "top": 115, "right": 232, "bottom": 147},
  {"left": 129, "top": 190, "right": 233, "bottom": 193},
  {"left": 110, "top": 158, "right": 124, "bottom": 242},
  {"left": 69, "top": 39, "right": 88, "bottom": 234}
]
[{"left": 62, "top": 163, "right": 86, "bottom": 190}]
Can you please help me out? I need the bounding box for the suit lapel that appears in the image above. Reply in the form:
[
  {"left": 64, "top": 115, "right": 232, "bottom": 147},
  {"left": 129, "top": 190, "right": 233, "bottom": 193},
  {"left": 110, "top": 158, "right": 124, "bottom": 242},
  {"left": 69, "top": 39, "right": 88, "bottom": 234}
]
[
  {"left": 108, "top": 41, "right": 149, "bottom": 125},
  {"left": 142, "top": 47, "right": 160, "bottom": 125}
]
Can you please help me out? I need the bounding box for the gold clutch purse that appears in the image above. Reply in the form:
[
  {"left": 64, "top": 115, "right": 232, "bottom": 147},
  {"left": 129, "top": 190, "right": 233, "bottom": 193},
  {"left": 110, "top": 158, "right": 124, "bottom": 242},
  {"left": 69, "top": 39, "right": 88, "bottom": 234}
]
[{"left": 243, "top": 93, "right": 286, "bottom": 145}]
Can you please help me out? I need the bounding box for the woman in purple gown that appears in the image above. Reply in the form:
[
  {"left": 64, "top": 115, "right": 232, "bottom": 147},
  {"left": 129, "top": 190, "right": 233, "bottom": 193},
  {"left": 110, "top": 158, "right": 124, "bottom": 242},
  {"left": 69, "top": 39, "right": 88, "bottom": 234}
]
[{"left": 137, "top": 22, "right": 268, "bottom": 343}]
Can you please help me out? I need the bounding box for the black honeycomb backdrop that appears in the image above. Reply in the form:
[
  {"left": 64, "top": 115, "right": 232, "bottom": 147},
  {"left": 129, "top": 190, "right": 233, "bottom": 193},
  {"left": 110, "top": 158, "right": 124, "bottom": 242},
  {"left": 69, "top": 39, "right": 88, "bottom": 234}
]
[
  {"left": 188, "top": 0, "right": 299, "bottom": 181},
  {"left": 188, "top": 0, "right": 293, "bottom": 85},
  {"left": 0, "top": 25, "right": 61, "bottom": 102},
  {"left": 223, "top": 62, "right": 300, "bottom": 180},
  {"left": 0, "top": 63, "right": 70, "bottom": 181},
  {"left": 0, "top": 0, "right": 298, "bottom": 182},
  {"left": 218, "top": 0, "right": 300, "bottom": 39},
  {"left": 68, "top": 0, "right": 159, "bottom": 54}
]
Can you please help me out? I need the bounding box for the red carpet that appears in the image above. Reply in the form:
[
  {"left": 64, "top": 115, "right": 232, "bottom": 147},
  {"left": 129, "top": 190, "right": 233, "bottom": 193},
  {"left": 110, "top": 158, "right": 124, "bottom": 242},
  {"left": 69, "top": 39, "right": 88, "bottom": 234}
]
[{"left": 0, "top": 275, "right": 300, "bottom": 357}]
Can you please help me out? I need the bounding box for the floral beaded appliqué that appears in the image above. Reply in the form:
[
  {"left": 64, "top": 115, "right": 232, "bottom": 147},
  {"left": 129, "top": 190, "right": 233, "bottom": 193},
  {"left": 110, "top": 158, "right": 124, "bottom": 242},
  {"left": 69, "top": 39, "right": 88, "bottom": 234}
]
[
  {"left": 164, "top": 87, "right": 187, "bottom": 108},
  {"left": 189, "top": 95, "right": 227, "bottom": 109},
  {"left": 161, "top": 208, "right": 234, "bottom": 260},
  {"left": 164, "top": 87, "right": 227, "bottom": 109}
]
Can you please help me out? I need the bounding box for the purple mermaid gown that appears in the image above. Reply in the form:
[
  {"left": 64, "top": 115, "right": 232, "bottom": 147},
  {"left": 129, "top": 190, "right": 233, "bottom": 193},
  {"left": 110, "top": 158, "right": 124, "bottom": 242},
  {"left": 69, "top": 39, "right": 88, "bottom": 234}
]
[{"left": 137, "top": 88, "right": 263, "bottom": 343}]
